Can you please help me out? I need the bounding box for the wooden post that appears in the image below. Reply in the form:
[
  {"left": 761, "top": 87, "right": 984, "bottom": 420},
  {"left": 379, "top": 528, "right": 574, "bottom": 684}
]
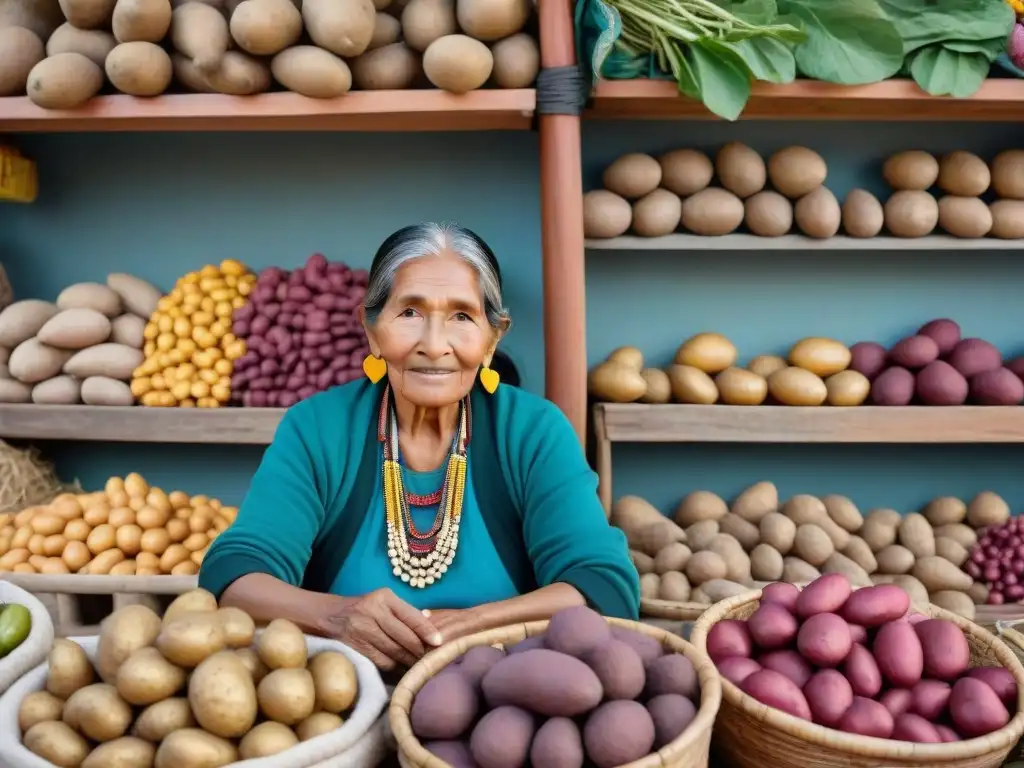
[{"left": 538, "top": 0, "right": 587, "bottom": 443}]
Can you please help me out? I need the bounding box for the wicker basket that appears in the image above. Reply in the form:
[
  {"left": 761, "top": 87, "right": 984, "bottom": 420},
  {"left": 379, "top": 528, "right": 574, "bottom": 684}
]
[
  {"left": 641, "top": 597, "right": 707, "bottom": 622},
  {"left": 0, "top": 581, "right": 54, "bottom": 696},
  {"left": 389, "top": 617, "right": 721, "bottom": 768},
  {"left": 690, "top": 589, "right": 1024, "bottom": 768}
]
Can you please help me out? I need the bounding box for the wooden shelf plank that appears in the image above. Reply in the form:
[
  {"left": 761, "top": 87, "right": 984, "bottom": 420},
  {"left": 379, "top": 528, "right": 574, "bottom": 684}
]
[
  {"left": 0, "top": 89, "right": 536, "bottom": 133},
  {"left": 0, "top": 405, "right": 285, "bottom": 443},
  {"left": 586, "top": 234, "right": 1023, "bottom": 251},
  {"left": 0, "top": 573, "right": 199, "bottom": 594},
  {"left": 587, "top": 79, "right": 1024, "bottom": 122},
  {"left": 597, "top": 404, "right": 1024, "bottom": 443}
]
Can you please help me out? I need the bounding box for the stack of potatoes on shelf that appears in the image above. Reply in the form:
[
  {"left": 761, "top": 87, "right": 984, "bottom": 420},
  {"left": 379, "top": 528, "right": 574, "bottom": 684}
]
[
  {"left": 589, "top": 333, "right": 871, "bottom": 407},
  {"left": 583, "top": 143, "right": 845, "bottom": 240},
  {"left": 0, "top": 472, "right": 235, "bottom": 575},
  {"left": 0, "top": 274, "right": 160, "bottom": 405},
  {"left": 131, "top": 259, "right": 250, "bottom": 408},
  {"left": 0, "top": 0, "right": 540, "bottom": 107},
  {"left": 616, "top": 481, "right": 997, "bottom": 620},
  {"left": 879, "top": 149, "right": 1024, "bottom": 240}
]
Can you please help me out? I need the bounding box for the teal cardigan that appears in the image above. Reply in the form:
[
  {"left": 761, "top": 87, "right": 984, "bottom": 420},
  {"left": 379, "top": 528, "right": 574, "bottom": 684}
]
[{"left": 199, "top": 380, "right": 640, "bottom": 619}]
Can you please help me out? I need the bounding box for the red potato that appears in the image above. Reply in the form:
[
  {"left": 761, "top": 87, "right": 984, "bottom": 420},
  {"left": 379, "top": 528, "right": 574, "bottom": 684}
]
[
  {"left": 936, "top": 724, "right": 961, "bottom": 742},
  {"left": 747, "top": 603, "right": 798, "bottom": 650},
  {"left": 874, "top": 621, "right": 924, "bottom": 688},
  {"left": 761, "top": 582, "right": 800, "bottom": 612},
  {"left": 892, "top": 713, "right": 942, "bottom": 743},
  {"left": 706, "top": 619, "right": 753, "bottom": 663},
  {"left": 758, "top": 650, "right": 812, "bottom": 688},
  {"left": 843, "top": 643, "right": 882, "bottom": 698},
  {"left": 741, "top": 669, "right": 811, "bottom": 720},
  {"left": 849, "top": 342, "right": 888, "bottom": 380},
  {"left": 918, "top": 318, "right": 961, "bottom": 356},
  {"left": 879, "top": 688, "right": 913, "bottom": 719},
  {"left": 964, "top": 666, "right": 1018, "bottom": 709},
  {"left": 871, "top": 367, "right": 915, "bottom": 406},
  {"left": 948, "top": 338, "right": 1002, "bottom": 378},
  {"left": 841, "top": 584, "right": 910, "bottom": 628},
  {"left": 795, "top": 573, "right": 852, "bottom": 618},
  {"left": 889, "top": 335, "right": 939, "bottom": 369},
  {"left": 910, "top": 679, "right": 951, "bottom": 720},
  {"left": 970, "top": 367, "right": 1024, "bottom": 405},
  {"left": 916, "top": 361, "right": 969, "bottom": 406},
  {"left": 797, "top": 613, "right": 852, "bottom": 667},
  {"left": 717, "top": 657, "right": 761, "bottom": 686},
  {"left": 838, "top": 696, "right": 893, "bottom": 739},
  {"left": 914, "top": 619, "right": 970, "bottom": 680},
  {"left": 848, "top": 624, "right": 868, "bottom": 644},
  {"left": 803, "top": 669, "right": 853, "bottom": 727},
  {"left": 1008, "top": 356, "right": 1024, "bottom": 381},
  {"left": 950, "top": 677, "right": 1011, "bottom": 737}
]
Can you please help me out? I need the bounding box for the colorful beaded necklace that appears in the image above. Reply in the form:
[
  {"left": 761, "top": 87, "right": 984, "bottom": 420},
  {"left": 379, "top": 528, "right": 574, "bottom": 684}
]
[{"left": 378, "top": 385, "right": 470, "bottom": 589}]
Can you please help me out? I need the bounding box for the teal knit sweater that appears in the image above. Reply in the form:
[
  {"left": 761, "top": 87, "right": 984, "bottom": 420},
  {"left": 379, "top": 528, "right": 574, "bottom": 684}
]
[{"left": 199, "top": 380, "right": 640, "bottom": 619}]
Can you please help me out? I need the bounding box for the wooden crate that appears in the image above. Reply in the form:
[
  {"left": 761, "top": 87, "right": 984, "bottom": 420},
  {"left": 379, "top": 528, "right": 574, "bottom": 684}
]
[{"left": 0, "top": 574, "right": 198, "bottom": 636}]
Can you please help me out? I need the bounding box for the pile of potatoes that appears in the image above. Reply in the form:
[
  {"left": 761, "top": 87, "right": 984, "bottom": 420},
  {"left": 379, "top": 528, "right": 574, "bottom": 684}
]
[
  {"left": 588, "top": 333, "right": 872, "bottom": 407},
  {"left": 850, "top": 318, "right": 1024, "bottom": 407},
  {"left": 706, "top": 576, "right": 1017, "bottom": 742},
  {"left": 613, "top": 481, "right": 1010, "bottom": 620},
  {"left": 878, "top": 149, "right": 1024, "bottom": 240},
  {"left": 18, "top": 589, "right": 359, "bottom": 767},
  {"left": 131, "top": 259, "right": 250, "bottom": 408},
  {"left": 0, "top": 0, "right": 539, "bottom": 108},
  {"left": 0, "top": 274, "right": 159, "bottom": 405},
  {"left": 0, "top": 472, "right": 235, "bottom": 575},
  {"left": 411, "top": 605, "right": 703, "bottom": 768},
  {"left": 583, "top": 144, "right": 846, "bottom": 240}
]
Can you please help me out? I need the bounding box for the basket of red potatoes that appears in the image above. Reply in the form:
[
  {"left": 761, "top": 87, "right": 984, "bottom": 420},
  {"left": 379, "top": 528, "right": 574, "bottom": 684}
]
[
  {"left": 389, "top": 605, "right": 722, "bottom": 768},
  {"left": 690, "top": 574, "right": 1024, "bottom": 767}
]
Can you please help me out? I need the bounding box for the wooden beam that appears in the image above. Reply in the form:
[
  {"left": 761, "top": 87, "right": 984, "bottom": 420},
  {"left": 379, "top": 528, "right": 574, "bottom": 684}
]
[{"left": 586, "top": 235, "right": 1024, "bottom": 251}]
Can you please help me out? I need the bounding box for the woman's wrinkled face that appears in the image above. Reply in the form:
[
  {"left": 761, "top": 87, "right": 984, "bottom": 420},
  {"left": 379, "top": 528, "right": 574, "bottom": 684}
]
[{"left": 364, "top": 251, "right": 500, "bottom": 409}]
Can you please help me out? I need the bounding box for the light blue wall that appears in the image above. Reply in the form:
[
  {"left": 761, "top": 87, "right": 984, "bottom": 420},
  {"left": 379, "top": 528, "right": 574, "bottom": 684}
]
[{"left": 2, "top": 121, "right": 1022, "bottom": 516}]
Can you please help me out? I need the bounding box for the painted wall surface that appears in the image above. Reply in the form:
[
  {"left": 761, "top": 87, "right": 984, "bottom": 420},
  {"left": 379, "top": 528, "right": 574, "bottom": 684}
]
[{"left": 1, "top": 121, "right": 1022, "bottom": 517}]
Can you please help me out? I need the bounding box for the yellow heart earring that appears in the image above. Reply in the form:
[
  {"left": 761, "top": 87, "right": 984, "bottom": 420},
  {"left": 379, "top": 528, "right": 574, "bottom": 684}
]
[
  {"left": 479, "top": 365, "right": 500, "bottom": 394},
  {"left": 362, "top": 354, "right": 387, "bottom": 384}
]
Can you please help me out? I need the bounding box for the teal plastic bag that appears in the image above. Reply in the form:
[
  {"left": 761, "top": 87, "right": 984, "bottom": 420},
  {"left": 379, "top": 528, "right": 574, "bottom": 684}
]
[{"left": 574, "top": 0, "right": 673, "bottom": 87}]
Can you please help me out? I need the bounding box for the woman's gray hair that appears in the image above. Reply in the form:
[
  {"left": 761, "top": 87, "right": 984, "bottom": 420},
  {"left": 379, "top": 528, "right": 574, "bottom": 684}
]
[{"left": 363, "top": 222, "right": 510, "bottom": 329}]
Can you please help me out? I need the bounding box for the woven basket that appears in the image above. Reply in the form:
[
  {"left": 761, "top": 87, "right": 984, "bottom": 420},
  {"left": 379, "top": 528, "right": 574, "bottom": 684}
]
[
  {"left": 0, "top": 581, "right": 54, "bottom": 696},
  {"left": 641, "top": 597, "right": 707, "bottom": 622},
  {"left": 690, "top": 589, "right": 1024, "bottom": 768},
  {"left": 389, "top": 617, "right": 721, "bottom": 768}
]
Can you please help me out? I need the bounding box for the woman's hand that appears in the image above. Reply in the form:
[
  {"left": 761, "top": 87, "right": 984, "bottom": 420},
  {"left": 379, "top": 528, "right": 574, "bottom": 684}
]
[
  {"left": 320, "top": 588, "right": 442, "bottom": 670},
  {"left": 423, "top": 608, "right": 484, "bottom": 644}
]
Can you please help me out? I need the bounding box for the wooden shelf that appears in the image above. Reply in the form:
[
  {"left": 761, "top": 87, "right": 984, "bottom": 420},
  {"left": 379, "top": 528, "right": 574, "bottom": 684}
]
[
  {"left": 0, "top": 89, "right": 536, "bottom": 133},
  {"left": 586, "top": 234, "right": 1023, "bottom": 251},
  {"left": 587, "top": 79, "right": 1024, "bottom": 122},
  {"left": 0, "top": 405, "right": 285, "bottom": 443},
  {"left": 595, "top": 404, "right": 1024, "bottom": 444}
]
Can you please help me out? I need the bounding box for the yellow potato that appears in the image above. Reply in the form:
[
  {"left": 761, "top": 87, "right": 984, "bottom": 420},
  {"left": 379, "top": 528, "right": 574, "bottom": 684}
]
[
  {"left": 768, "top": 367, "right": 828, "bottom": 407},
  {"left": 587, "top": 362, "right": 646, "bottom": 403},
  {"left": 132, "top": 697, "right": 196, "bottom": 742},
  {"left": 667, "top": 364, "right": 718, "bottom": 405},
  {"left": 234, "top": 646, "right": 269, "bottom": 683},
  {"left": 188, "top": 651, "right": 258, "bottom": 738},
  {"left": 157, "top": 611, "right": 227, "bottom": 667},
  {"left": 24, "top": 721, "right": 89, "bottom": 766},
  {"left": 82, "top": 736, "right": 156, "bottom": 768},
  {"left": 218, "top": 607, "right": 255, "bottom": 648},
  {"left": 257, "top": 618, "right": 308, "bottom": 669},
  {"left": 163, "top": 588, "right": 218, "bottom": 625},
  {"left": 96, "top": 604, "right": 162, "bottom": 684},
  {"left": 155, "top": 728, "right": 238, "bottom": 768},
  {"left": 86, "top": 523, "right": 116, "bottom": 554},
  {"left": 18, "top": 690, "right": 64, "bottom": 733},
  {"left": 308, "top": 651, "right": 358, "bottom": 713},
  {"left": 674, "top": 332, "right": 737, "bottom": 374},
  {"left": 47, "top": 638, "right": 95, "bottom": 699},
  {"left": 86, "top": 548, "right": 126, "bottom": 574},
  {"left": 714, "top": 367, "right": 767, "bottom": 406},
  {"left": 239, "top": 721, "right": 299, "bottom": 758},
  {"left": 788, "top": 337, "right": 851, "bottom": 377},
  {"left": 296, "top": 711, "right": 343, "bottom": 741},
  {"left": 257, "top": 667, "right": 316, "bottom": 725},
  {"left": 116, "top": 646, "right": 187, "bottom": 705},
  {"left": 63, "top": 683, "right": 133, "bottom": 742}
]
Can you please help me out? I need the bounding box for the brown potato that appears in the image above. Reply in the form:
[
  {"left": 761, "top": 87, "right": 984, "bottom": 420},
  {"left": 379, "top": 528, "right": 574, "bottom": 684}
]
[
  {"left": 24, "top": 721, "right": 89, "bottom": 766},
  {"left": 18, "top": 690, "right": 64, "bottom": 732},
  {"left": 188, "top": 651, "right": 258, "bottom": 738}
]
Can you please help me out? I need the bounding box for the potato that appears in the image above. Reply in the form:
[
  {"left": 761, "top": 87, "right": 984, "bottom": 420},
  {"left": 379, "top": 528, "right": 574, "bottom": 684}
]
[
  {"left": 230, "top": 0, "right": 301, "bottom": 54},
  {"left": 117, "top": 646, "right": 187, "bottom": 705},
  {"left": 97, "top": 605, "right": 162, "bottom": 683},
  {"left": 658, "top": 571, "right": 691, "bottom": 602},
  {"left": 705, "top": 619, "right": 753, "bottom": 664},
  {"left": 913, "top": 555, "right": 972, "bottom": 592},
  {"left": 782, "top": 556, "right": 820, "bottom": 583},
  {"left": 215, "top": 606, "right": 254, "bottom": 648},
  {"left": 302, "top": 0, "right": 375, "bottom": 56},
  {"left": 58, "top": 0, "right": 117, "bottom": 27},
  {"left": 715, "top": 367, "right": 767, "bottom": 406},
  {"left": 547, "top": 606, "right": 610, "bottom": 658},
  {"left": 82, "top": 736, "right": 156, "bottom": 768},
  {"left": 794, "top": 187, "right": 841, "bottom": 239},
  {"left": 106, "top": 41, "right": 173, "bottom": 96},
  {"left": 804, "top": 669, "right": 853, "bottom": 727},
  {"left": 950, "top": 678, "right": 1010, "bottom": 738},
  {"left": 971, "top": 367, "right": 1024, "bottom": 405},
  {"left": 132, "top": 697, "right": 195, "bottom": 742},
  {"left": 0, "top": 26, "right": 44, "bottom": 96},
  {"left": 481, "top": 648, "right": 602, "bottom": 717},
  {"left": 885, "top": 190, "right": 938, "bottom": 237},
  {"left": 929, "top": 590, "right": 974, "bottom": 620},
  {"left": 685, "top": 550, "right": 728, "bottom": 586},
  {"left": 796, "top": 612, "right": 851, "bottom": 667},
  {"left": 296, "top": 711, "right": 343, "bottom": 741},
  {"left": 33, "top": 375, "right": 81, "bottom": 404},
  {"left": 400, "top": 0, "right": 455, "bottom": 51},
  {"left": 759, "top": 513, "right": 795, "bottom": 554},
  {"left": 57, "top": 282, "right": 121, "bottom": 316},
  {"left": 631, "top": 189, "right": 681, "bottom": 237},
  {"left": 992, "top": 149, "right": 1024, "bottom": 199},
  {"left": 939, "top": 195, "right": 992, "bottom": 238},
  {"left": 842, "top": 189, "right": 884, "bottom": 238},
  {"left": 667, "top": 364, "right": 718, "bottom": 404},
  {"left": 841, "top": 584, "right": 909, "bottom": 628},
  {"left": 610, "top": 494, "right": 665, "bottom": 533},
  {"left": 893, "top": 575, "right": 929, "bottom": 608},
  {"left": 585, "top": 640, "right": 647, "bottom": 701},
  {"left": 583, "top": 700, "right": 655, "bottom": 768},
  {"left": 788, "top": 337, "right": 850, "bottom": 377},
  {"left": 271, "top": 45, "right": 351, "bottom": 98},
  {"left": 653, "top": 541, "right": 690, "bottom": 574},
  {"left": 658, "top": 148, "right": 712, "bottom": 197},
  {"left": 990, "top": 200, "right": 1024, "bottom": 239},
  {"left": 871, "top": 366, "right": 915, "bottom": 405},
  {"left": 741, "top": 669, "right": 810, "bottom": 720},
  {"left": 898, "top": 512, "right": 935, "bottom": 558},
  {"left": 747, "top": 601, "right": 797, "bottom": 649},
  {"left": 163, "top": 588, "right": 217, "bottom": 624},
  {"left": 472, "top": 705, "right": 537, "bottom": 768},
  {"left": 257, "top": 668, "right": 316, "bottom": 725},
  {"left": 238, "top": 721, "right": 298, "bottom": 759},
  {"left": 965, "top": 667, "right": 1017, "bottom": 708},
  {"left": 843, "top": 642, "right": 882, "bottom": 698},
  {"left": 934, "top": 522, "right": 976, "bottom": 549},
  {"left": 413, "top": 671, "right": 480, "bottom": 741},
  {"left": 874, "top": 620, "right": 923, "bottom": 688},
  {"left": 716, "top": 142, "right": 765, "bottom": 199},
  {"left": 201, "top": 50, "right": 271, "bottom": 94},
  {"left": 768, "top": 146, "right": 826, "bottom": 199},
  {"left": 718, "top": 513, "right": 759, "bottom": 552},
  {"left": 839, "top": 696, "right": 893, "bottom": 738},
  {"left": 841, "top": 536, "right": 876, "bottom": 573},
  {"left": 890, "top": 335, "right": 939, "bottom": 370},
  {"left": 675, "top": 490, "right": 727, "bottom": 527},
  {"left": 744, "top": 191, "right": 792, "bottom": 237},
  {"left": 48, "top": 24, "right": 116, "bottom": 70},
  {"left": 188, "top": 651, "right": 258, "bottom": 738},
  {"left": 38, "top": 308, "right": 111, "bottom": 350},
  {"left": 63, "top": 683, "right": 133, "bottom": 741},
  {"left": 154, "top": 729, "right": 238, "bottom": 768},
  {"left": 747, "top": 354, "right": 787, "bottom": 378},
  {"left": 915, "top": 618, "right": 969, "bottom": 680},
  {"left": 0, "top": 300, "right": 59, "bottom": 348},
  {"left": 112, "top": 0, "right": 171, "bottom": 42},
  {"left": 602, "top": 153, "right": 660, "bottom": 200},
  {"left": 767, "top": 367, "right": 827, "bottom": 406},
  {"left": 795, "top": 572, "right": 850, "bottom": 618},
  {"left": 81, "top": 376, "right": 134, "bottom": 406},
  {"left": 157, "top": 611, "right": 227, "bottom": 667},
  {"left": 849, "top": 341, "right": 888, "bottom": 380},
  {"left": 258, "top": 618, "right": 308, "bottom": 669},
  {"left": 19, "top": 690, "right": 64, "bottom": 732},
  {"left": 24, "top": 721, "right": 90, "bottom": 767},
  {"left": 171, "top": 1, "right": 229, "bottom": 71},
  {"left": 680, "top": 187, "right": 744, "bottom": 235},
  {"left": 583, "top": 190, "right": 631, "bottom": 239},
  {"left": 674, "top": 332, "right": 736, "bottom": 373},
  {"left": 9, "top": 338, "right": 73, "bottom": 384},
  {"left": 456, "top": 0, "right": 530, "bottom": 40},
  {"left": 64, "top": 343, "right": 144, "bottom": 380},
  {"left": 638, "top": 368, "right": 671, "bottom": 404},
  {"left": 875, "top": 544, "right": 914, "bottom": 574},
  {"left": 606, "top": 346, "right": 642, "bottom": 370},
  {"left": 729, "top": 481, "right": 776, "bottom": 524},
  {"left": 587, "top": 361, "right": 645, "bottom": 403},
  {"left": 938, "top": 150, "right": 990, "bottom": 196},
  {"left": 884, "top": 151, "right": 939, "bottom": 191}
]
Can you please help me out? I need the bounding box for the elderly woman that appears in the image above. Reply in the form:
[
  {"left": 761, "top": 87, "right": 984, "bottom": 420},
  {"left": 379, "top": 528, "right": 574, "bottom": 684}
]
[{"left": 198, "top": 223, "right": 639, "bottom": 670}]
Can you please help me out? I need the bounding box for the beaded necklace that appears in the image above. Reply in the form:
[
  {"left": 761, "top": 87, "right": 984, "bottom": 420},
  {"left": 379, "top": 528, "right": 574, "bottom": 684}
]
[{"left": 379, "top": 385, "right": 469, "bottom": 589}]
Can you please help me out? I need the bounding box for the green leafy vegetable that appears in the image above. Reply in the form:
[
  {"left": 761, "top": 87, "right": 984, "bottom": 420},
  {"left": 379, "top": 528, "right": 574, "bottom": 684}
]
[{"left": 909, "top": 45, "right": 992, "bottom": 97}]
